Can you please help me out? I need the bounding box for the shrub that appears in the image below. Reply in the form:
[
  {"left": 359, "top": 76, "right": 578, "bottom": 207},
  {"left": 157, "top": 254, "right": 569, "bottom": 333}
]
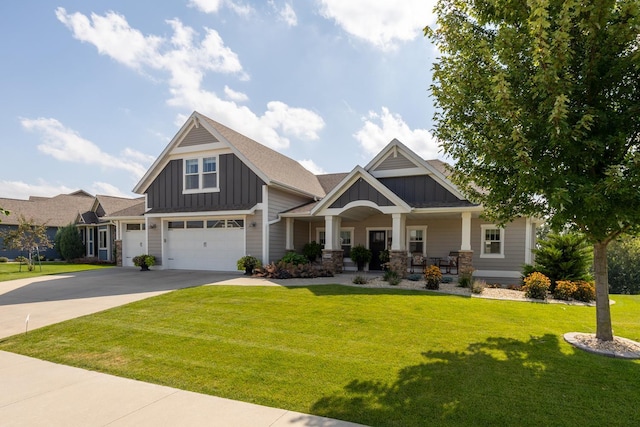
[
  {"left": 302, "top": 241, "right": 322, "bottom": 262},
  {"left": 572, "top": 280, "right": 596, "bottom": 302},
  {"left": 352, "top": 275, "right": 367, "bottom": 284},
  {"left": 132, "top": 254, "right": 156, "bottom": 268},
  {"left": 458, "top": 268, "right": 474, "bottom": 288},
  {"left": 522, "top": 272, "right": 551, "bottom": 300},
  {"left": 254, "top": 261, "right": 333, "bottom": 279},
  {"left": 424, "top": 265, "right": 442, "bottom": 290},
  {"left": 0, "top": 257, "right": 8, "bottom": 263},
  {"left": 55, "top": 224, "right": 85, "bottom": 261},
  {"left": 383, "top": 269, "right": 401, "bottom": 286},
  {"left": 441, "top": 276, "right": 453, "bottom": 283},
  {"left": 280, "top": 252, "right": 309, "bottom": 266},
  {"left": 521, "top": 263, "right": 542, "bottom": 281},
  {"left": 607, "top": 235, "right": 640, "bottom": 294},
  {"left": 15, "top": 256, "right": 27, "bottom": 264},
  {"left": 237, "top": 255, "right": 261, "bottom": 274},
  {"left": 406, "top": 273, "right": 422, "bottom": 281},
  {"left": 70, "top": 257, "right": 114, "bottom": 265},
  {"left": 532, "top": 232, "right": 593, "bottom": 291},
  {"left": 471, "top": 280, "right": 486, "bottom": 294},
  {"left": 553, "top": 280, "right": 577, "bottom": 301}
]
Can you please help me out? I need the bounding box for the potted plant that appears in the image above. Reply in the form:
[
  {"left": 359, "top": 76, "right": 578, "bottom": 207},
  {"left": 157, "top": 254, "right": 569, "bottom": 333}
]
[
  {"left": 302, "top": 241, "right": 322, "bottom": 262},
  {"left": 350, "top": 244, "right": 372, "bottom": 271},
  {"left": 237, "top": 255, "right": 261, "bottom": 275},
  {"left": 133, "top": 254, "right": 156, "bottom": 271},
  {"left": 379, "top": 249, "right": 390, "bottom": 270}
]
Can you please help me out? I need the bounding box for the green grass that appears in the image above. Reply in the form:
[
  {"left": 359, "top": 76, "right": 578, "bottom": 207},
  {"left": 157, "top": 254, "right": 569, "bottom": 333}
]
[
  {"left": 0, "top": 262, "right": 113, "bottom": 282},
  {"left": 1, "top": 285, "right": 639, "bottom": 426}
]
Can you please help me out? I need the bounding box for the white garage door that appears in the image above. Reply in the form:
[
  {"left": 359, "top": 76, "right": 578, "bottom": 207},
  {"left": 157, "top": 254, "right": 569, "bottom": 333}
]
[
  {"left": 165, "top": 219, "right": 245, "bottom": 271},
  {"left": 122, "top": 224, "right": 145, "bottom": 267}
]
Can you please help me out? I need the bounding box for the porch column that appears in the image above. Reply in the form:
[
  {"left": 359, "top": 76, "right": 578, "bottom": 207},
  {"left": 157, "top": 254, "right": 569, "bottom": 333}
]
[
  {"left": 285, "top": 218, "right": 294, "bottom": 251},
  {"left": 461, "top": 212, "right": 472, "bottom": 251},
  {"left": 391, "top": 213, "right": 406, "bottom": 251},
  {"left": 322, "top": 215, "right": 343, "bottom": 273},
  {"left": 390, "top": 213, "right": 408, "bottom": 278}
]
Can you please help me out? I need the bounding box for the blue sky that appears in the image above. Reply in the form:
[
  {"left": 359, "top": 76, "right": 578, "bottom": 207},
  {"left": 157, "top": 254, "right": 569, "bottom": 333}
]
[{"left": 1, "top": 0, "right": 441, "bottom": 200}]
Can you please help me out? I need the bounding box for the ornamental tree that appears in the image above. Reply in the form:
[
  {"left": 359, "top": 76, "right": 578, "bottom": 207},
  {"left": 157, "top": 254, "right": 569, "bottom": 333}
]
[
  {"left": 426, "top": 0, "right": 640, "bottom": 340},
  {"left": 1, "top": 215, "right": 52, "bottom": 271}
]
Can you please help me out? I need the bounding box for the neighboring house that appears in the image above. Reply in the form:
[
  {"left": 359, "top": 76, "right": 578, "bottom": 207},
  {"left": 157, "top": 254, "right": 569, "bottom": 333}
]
[
  {"left": 125, "top": 111, "right": 538, "bottom": 283},
  {"left": 0, "top": 191, "right": 143, "bottom": 262}
]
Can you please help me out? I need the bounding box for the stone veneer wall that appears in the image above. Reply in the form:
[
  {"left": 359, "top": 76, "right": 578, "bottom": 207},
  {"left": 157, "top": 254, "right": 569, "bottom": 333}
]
[
  {"left": 389, "top": 250, "right": 409, "bottom": 278},
  {"left": 115, "top": 240, "right": 122, "bottom": 267},
  {"left": 322, "top": 249, "right": 344, "bottom": 274},
  {"left": 457, "top": 250, "right": 473, "bottom": 275}
]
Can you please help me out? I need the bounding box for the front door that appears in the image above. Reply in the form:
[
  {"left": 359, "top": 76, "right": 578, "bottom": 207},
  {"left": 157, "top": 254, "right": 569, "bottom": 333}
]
[{"left": 369, "top": 230, "right": 387, "bottom": 271}]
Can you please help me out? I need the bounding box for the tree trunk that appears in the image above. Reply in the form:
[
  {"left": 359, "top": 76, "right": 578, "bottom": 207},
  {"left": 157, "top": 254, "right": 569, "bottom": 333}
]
[{"left": 593, "top": 241, "right": 613, "bottom": 341}]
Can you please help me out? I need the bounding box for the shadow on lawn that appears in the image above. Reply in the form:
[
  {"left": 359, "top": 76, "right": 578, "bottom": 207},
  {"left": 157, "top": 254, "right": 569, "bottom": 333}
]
[{"left": 306, "top": 334, "right": 640, "bottom": 427}]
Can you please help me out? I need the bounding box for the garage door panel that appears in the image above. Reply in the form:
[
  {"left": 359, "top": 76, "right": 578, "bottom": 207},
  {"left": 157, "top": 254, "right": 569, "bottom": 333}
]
[
  {"left": 166, "top": 227, "right": 244, "bottom": 271},
  {"left": 123, "top": 230, "right": 145, "bottom": 267}
]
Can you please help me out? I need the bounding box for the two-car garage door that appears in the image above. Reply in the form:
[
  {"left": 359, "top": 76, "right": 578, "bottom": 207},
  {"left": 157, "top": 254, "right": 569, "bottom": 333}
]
[{"left": 164, "top": 219, "right": 245, "bottom": 271}]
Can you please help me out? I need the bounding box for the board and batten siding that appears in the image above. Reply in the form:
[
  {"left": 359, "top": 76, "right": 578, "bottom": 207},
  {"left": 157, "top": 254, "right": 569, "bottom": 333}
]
[
  {"left": 329, "top": 178, "right": 393, "bottom": 208},
  {"left": 268, "top": 187, "right": 313, "bottom": 262},
  {"left": 379, "top": 175, "right": 463, "bottom": 206},
  {"left": 146, "top": 154, "right": 264, "bottom": 212}
]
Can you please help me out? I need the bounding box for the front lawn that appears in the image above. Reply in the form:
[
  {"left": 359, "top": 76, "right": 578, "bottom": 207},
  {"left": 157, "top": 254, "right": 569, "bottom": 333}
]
[
  {"left": 1, "top": 285, "right": 638, "bottom": 426},
  {"left": 0, "top": 262, "right": 113, "bottom": 282}
]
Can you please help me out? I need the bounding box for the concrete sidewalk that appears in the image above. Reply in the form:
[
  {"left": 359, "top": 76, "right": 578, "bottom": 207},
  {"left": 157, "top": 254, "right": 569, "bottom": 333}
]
[{"left": 0, "top": 269, "right": 366, "bottom": 427}]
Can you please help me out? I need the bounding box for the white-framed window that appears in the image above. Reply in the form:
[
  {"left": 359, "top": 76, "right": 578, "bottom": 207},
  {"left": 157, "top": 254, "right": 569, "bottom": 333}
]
[
  {"left": 98, "top": 229, "right": 107, "bottom": 250},
  {"left": 125, "top": 223, "right": 145, "bottom": 231},
  {"left": 317, "top": 229, "right": 326, "bottom": 249},
  {"left": 183, "top": 156, "right": 219, "bottom": 193},
  {"left": 340, "top": 228, "right": 353, "bottom": 258},
  {"left": 407, "top": 227, "right": 426, "bottom": 255},
  {"left": 481, "top": 225, "right": 505, "bottom": 258},
  {"left": 206, "top": 219, "right": 245, "bottom": 229}
]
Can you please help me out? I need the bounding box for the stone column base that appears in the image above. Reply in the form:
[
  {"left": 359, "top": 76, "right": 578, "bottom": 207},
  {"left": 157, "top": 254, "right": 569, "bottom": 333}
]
[
  {"left": 115, "top": 240, "right": 122, "bottom": 267},
  {"left": 457, "top": 250, "right": 474, "bottom": 276},
  {"left": 389, "top": 250, "right": 409, "bottom": 278},
  {"left": 322, "top": 249, "right": 344, "bottom": 274}
]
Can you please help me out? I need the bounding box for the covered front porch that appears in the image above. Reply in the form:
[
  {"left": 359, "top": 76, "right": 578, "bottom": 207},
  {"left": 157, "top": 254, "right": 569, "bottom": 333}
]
[{"left": 282, "top": 204, "right": 481, "bottom": 277}]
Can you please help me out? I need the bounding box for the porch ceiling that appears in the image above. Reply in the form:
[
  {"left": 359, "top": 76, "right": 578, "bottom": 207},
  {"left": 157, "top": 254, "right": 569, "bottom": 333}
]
[{"left": 339, "top": 205, "right": 384, "bottom": 221}]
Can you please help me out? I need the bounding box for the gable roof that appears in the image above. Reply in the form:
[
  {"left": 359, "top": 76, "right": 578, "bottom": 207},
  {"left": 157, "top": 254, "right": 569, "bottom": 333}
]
[
  {"left": 133, "top": 111, "right": 326, "bottom": 199},
  {"left": 366, "top": 139, "right": 466, "bottom": 200}
]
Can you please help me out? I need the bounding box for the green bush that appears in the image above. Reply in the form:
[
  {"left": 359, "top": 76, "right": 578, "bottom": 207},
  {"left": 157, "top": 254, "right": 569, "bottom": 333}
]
[
  {"left": 572, "top": 280, "right": 596, "bottom": 302},
  {"left": 350, "top": 245, "right": 372, "bottom": 271},
  {"left": 15, "top": 256, "right": 27, "bottom": 264},
  {"left": 424, "top": 265, "right": 442, "bottom": 290},
  {"left": 532, "top": 232, "right": 593, "bottom": 291},
  {"left": 458, "top": 270, "right": 473, "bottom": 288},
  {"left": 471, "top": 280, "right": 486, "bottom": 294},
  {"left": 302, "top": 241, "right": 322, "bottom": 262},
  {"left": 0, "top": 256, "right": 8, "bottom": 263},
  {"left": 553, "top": 280, "right": 577, "bottom": 301},
  {"left": 132, "top": 254, "right": 156, "bottom": 268},
  {"left": 607, "top": 235, "right": 640, "bottom": 294},
  {"left": 237, "top": 255, "right": 261, "bottom": 274},
  {"left": 280, "top": 252, "right": 309, "bottom": 266},
  {"left": 55, "top": 224, "right": 85, "bottom": 261},
  {"left": 522, "top": 272, "right": 550, "bottom": 300}
]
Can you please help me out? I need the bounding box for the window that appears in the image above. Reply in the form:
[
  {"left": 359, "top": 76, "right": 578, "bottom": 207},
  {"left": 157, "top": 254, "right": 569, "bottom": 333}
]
[
  {"left": 481, "top": 225, "right": 504, "bottom": 258},
  {"left": 206, "top": 219, "right": 245, "bottom": 229},
  {"left": 227, "top": 219, "right": 244, "bottom": 228},
  {"left": 340, "top": 229, "right": 352, "bottom": 258},
  {"left": 168, "top": 221, "right": 185, "bottom": 229},
  {"left": 407, "top": 228, "right": 425, "bottom": 254},
  {"left": 183, "top": 156, "right": 219, "bottom": 193},
  {"left": 317, "top": 230, "right": 326, "bottom": 249},
  {"left": 126, "top": 224, "right": 145, "bottom": 231},
  {"left": 98, "top": 229, "right": 107, "bottom": 250},
  {"left": 186, "top": 221, "right": 204, "bottom": 229},
  {"left": 203, "top": 157, "right": 217, "bottom": 189}
]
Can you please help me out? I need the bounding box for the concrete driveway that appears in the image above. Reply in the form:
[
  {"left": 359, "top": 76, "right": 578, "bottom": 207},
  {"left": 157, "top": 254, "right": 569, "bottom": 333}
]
[
  {"left": 0, "top": 268, "right": 364, "bottom": 427},
  {"left": 0, "top": 268, "right": 241, "bottom": 338}
]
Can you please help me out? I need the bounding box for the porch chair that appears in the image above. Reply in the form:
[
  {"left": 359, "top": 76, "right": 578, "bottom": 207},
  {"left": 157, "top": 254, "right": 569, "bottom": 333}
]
[
  {"left": 410, "top": 252, "right": 426, "bottom": 273},
  {"left": 438, "top": 251, "right": 459, "bottom": 274}
]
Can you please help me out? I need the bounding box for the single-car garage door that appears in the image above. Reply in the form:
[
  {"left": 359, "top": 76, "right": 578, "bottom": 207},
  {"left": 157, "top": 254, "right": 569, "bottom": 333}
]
[
  {"left": 122, "top": 223, "right": 145, "bottom": 267},
  {"left": 165, "top": 219, "right": 245, "bottom": 271}
]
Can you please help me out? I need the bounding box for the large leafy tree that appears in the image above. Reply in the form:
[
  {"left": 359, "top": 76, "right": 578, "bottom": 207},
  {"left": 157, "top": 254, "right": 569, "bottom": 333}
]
[
  {"left": 54, "top": 224, "right": 85, "bottom": 261},
  {"left": 427, "top": 0, "right": 640, "bottom": 340}
]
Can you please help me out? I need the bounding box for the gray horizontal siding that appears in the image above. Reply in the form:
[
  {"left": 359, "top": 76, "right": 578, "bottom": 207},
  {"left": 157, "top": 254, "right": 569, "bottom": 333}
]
[
  {"left": 268, "top": 188, "right": 313, "bottom": 262},
  {"left": 329, "top": 178, "right": 393, "bottom": 208},
  {"left": 471, "top": 218, "right": 527, "bottom": 273},
  {"left": 147, "top": 154, "right": 264, "bottom": 211},
  {"left": 178, "top": 124, "right": 218, "bottom": 147},
  {"left": 374, "top": 153, "right": 415, "bottom": 171},
  {"left": 148, "top": 218, "right": 162, "bottom": 265},
  {"left": 245, "top": 212, "right": 262, "bottom": 261}
]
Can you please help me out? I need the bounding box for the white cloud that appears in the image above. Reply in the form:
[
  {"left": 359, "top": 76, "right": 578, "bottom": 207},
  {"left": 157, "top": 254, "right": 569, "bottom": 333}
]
[
  {"left": 318, "top": 0, "right": 437, "bottom": 51},
  {"left": 90, "top": 182, "right": 132, "bottom": 198},
  {"left": 188, "top": 0, "right": 254, "bottom": 15},
  {"left": 224, "top": 85, "right": 249, "bottom": 102},
  {"left": 21, "top": 117, "right": 152, "bottom": 179},
  {"left": 298, "top": 159, "right": 327, "bottom": 175},
  {"left": 0, "top": 180, "right": 75, "bottom": 200},
  {"left": 57, "top": 8, "right": 325, "bottom": 150},
  {"left": 279, "top": 3, "right": 298, "bottom": 27},
  {"left": 354, "top": 107, "right": 440, "bottom": 159}
]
